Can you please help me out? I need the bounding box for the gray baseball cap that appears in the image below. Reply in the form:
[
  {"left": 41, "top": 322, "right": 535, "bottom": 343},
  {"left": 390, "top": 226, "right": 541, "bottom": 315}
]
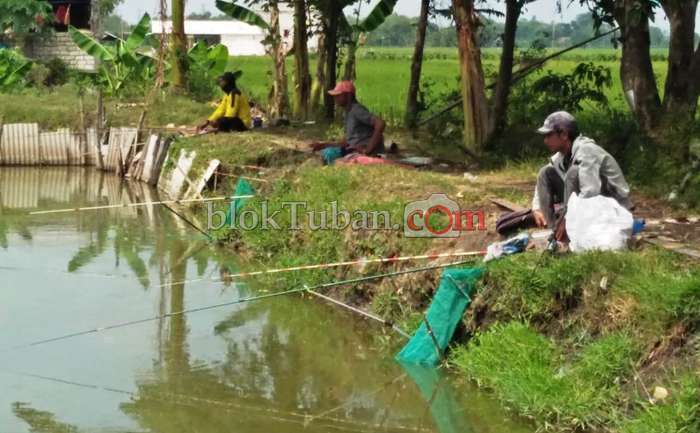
[{"left": 537, "top": 111, "right": 579, "bottom": 135}]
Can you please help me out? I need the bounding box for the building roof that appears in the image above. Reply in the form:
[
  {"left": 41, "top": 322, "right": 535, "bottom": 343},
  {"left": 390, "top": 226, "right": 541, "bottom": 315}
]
[{"left": 151, "top": 20, "right": 263, "bottom": 36}]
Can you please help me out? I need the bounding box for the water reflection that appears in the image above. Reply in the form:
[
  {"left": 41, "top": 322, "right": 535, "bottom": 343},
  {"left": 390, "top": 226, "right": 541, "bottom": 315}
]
[{"left": 0, "top": 167, "right": 532, "bottom": 433}]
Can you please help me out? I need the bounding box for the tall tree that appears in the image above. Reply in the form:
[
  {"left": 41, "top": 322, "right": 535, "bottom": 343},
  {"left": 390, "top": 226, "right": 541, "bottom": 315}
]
[
  {"left": 170, "top": 0, "right": 188, "bottom": 89},
  {"left": 487, "top": 0, "right": 535, "bottom": 143},
  {"left": 268, "top": 0, "right": 290, "bottom": 117},
  {"left": 293, "top": 0, "right": 312, "bottom": 119},
  {"left": 216, "top": 1, "right": 290, "bottom": 118},
  {"left": 311, "top": 31, "right": 326, "bottom": 109},
  {"left": 323, "top": 0, "right": 342, "bottom": 119},
  {"left": 583, "top": 0, "right": 700, "bottom": 139},
  {"left": 452, "top": 0, "right": 489, "bottom": 154},
  {"left": 405, "top": 0, "right": 431, "bottom": 127}
]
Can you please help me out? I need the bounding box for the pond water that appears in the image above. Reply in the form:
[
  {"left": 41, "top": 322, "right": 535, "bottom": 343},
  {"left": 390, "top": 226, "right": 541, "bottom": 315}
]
[{"left": 0, "top": 167, "right": 533, "bottom": 432}]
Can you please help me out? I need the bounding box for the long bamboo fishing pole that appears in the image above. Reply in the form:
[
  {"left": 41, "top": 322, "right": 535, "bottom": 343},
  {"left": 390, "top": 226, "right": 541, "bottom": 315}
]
[
  {"left": 0, "top": 260, "right": 474, "bottom": 355},
  {"left": 161, "top": 201, "right": 211, "bottom": 239},
  {"left": 27, "top": 195, "right": 254, "bottom": 215},
  {"left": 306, "top": 290, "right": 412, "bottom": 339},
  {"left": 160, "top": 250, "right": 486, "bottom": 288}
]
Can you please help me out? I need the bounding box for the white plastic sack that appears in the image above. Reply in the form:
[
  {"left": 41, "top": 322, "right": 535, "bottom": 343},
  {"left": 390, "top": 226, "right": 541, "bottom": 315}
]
[{"left": 566, "top": 193, "right": 634, "bottom": 253}]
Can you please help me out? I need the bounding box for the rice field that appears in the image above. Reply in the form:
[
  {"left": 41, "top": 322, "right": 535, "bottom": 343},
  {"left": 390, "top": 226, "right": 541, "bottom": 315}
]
[{"left": 228, "top": 47, "right": 670, "bottom": 122}]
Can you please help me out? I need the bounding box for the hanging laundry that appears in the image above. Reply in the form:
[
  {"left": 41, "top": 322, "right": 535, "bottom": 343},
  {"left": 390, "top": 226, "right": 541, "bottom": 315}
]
[
  {"left": 55, "top": 6, "right": 68, "bottom": 25},
  {"left": 65, "top": 4, "right": 71, "bottom": 25}
]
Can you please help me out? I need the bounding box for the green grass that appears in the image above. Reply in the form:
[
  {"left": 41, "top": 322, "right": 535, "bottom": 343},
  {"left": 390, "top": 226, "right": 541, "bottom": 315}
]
[
  {"left": 451, "top": 322, "right": 641, "bottom": 430},
  {"left": 619, "top": 373, "right": 700, "bottom": 433},
  {"left": 449, "top": 248, "right": 700, "bottom": 431}
]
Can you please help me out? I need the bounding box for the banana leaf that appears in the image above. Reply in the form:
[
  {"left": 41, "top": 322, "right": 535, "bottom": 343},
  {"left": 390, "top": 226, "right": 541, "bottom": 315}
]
[
  {"left": 207, "top": 44, "right": 229, "bottom": 77},
  {"left": 0, "top": 62, "right": 32, "bottom": 87},
  {"left": 69, "top": 26, "right": 114, "bottom": 61},
  {"left": 188, "top": 40, "right": 209, "bottom": 60},
  {"left": 125, "top": 13, "right": 151, "bottom": 53},
  {"left": 120, "top": 51, "right": 143, "bottom": 75},
  {"left": 358, "top": 0, "right": 399, "bottom": 32},
  {"left": 216, "top": 1, "right": 269, "bottom": 30}
]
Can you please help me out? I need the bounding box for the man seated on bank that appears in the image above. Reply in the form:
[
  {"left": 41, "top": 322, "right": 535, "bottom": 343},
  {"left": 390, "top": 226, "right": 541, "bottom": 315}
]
[
  {"left": 197, "top": 72, "right": 251, "bottom": 133},
  {"left": 532, "top": 111, "right": 634, "bottom": 241},
  {"left": 309, "top": 81, "right": 386, "bottom": 164}
]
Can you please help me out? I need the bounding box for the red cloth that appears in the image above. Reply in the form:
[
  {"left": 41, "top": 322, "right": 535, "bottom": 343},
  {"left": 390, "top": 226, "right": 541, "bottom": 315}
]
[
  {"left": 55, "top": 6, "right": 67, "bottom": 24},
  {"left": 335, "top": 154, "right": 412, "bottom": 168}
]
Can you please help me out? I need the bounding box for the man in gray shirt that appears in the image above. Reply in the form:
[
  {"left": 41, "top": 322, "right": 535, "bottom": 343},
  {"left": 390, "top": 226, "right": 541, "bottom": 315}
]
[
  {"left": 532, "top": 111, "right": 634, "bottom": 240},
  {"left": 310, "top": 81, "right": 386, "bottom": 161}
]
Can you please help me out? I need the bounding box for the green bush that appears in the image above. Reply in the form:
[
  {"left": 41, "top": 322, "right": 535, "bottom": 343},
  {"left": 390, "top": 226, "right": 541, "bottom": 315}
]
[{"left": 43, "top": 57, "right": 71, "bottom": 87}]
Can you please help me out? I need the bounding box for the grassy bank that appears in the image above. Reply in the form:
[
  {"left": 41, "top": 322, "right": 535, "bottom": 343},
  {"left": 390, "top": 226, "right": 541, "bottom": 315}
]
[
  {"left": 452, "top": 250, "right": 700, "bottom": 431},
  {"left": 165, "top": 130, "right": 699, "bottom": 432}
]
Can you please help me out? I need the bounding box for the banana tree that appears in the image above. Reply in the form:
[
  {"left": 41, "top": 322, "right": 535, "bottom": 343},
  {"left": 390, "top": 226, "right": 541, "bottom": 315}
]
[
  {"left": 341, "top": 0, "right": 399, "bottom": 81},
  {"left": 0, "top": 48, "right": 33, "bottom": 91},
  {"left": 187, "top": 40, "right": 230, "bottom": 78},
  {"left": 69, "top": 13, "right": 157, "bottom": 95},
  {"left": 216, "top": 0, "right": 290, "bottom": 118}
]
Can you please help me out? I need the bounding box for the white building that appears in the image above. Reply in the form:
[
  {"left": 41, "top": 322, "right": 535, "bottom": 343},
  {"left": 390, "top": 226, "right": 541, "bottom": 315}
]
[{"left": 151, "top": 6, "right": 318, "bottom": 56}]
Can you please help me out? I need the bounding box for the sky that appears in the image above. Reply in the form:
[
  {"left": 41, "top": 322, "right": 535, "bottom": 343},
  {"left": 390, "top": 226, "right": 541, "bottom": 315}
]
[{"left": 115, "top": 0, "right": 699, "bottom": 33}]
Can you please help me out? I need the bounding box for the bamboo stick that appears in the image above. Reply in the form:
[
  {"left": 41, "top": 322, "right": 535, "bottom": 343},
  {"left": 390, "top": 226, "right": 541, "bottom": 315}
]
[{"left": 27, "top": 195, "right": 254, "bottom": 215}]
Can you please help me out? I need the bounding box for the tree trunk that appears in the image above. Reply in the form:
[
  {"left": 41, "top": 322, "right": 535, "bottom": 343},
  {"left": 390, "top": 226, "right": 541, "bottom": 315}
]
[
  {"left": 170, "top": 0, "right": 188, "bottom": 89},
  {"left": 269, "top": 0, "right": 290, "bottom": 118},
  {"left": 452, "top": 0, "right": 489, "bottom": 156},
  {"left": 311, "top": 31, "right": 326, "bottom": 109},
  {"left": 324, "top": 0, "right": 340, "bottom": 119},
  {"left": 486, "top": 0, "right": 521, "bottom": 143},
  {"left": 614, "top": 0, "right": 662, "bottom": 138},
  {"left": 293, "top": 0, "right": 311, "bottom": 119},
  {"left": 343, "top": 38, "right": 357, "bottom": 80},
  {"left": 659, "top": 0, "right": 700, "bottom": 116},
  {"left": 405, "top": 0, "right": 430, "bottom": 128}
]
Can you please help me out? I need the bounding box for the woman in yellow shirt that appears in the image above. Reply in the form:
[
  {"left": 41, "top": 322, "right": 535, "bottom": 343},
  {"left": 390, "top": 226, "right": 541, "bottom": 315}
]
[{"left": 198, "top": 72, "right": 252, "bottom": 133}]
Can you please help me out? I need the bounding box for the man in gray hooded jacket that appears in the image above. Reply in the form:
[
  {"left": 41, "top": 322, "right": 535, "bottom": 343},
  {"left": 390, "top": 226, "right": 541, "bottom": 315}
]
[{"left": 532, "top": 111, "right": 634, "bottom": 235}]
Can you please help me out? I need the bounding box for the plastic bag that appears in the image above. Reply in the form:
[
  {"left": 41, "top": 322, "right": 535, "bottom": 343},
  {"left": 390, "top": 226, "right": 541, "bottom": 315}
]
[
  {"left": 566, "top": 193, "right": 633, "bottom": 253},
  {"left": 484, "top": 233, "right": 531, "bottom": 262}
]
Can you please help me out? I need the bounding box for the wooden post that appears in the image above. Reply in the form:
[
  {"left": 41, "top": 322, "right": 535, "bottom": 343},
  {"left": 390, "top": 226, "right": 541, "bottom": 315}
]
[
  {"left": 422, "top": 315, "right": 444, "bottom": 362},
  {"left": 136, "top": 109, "right": 147, "bottom": 143},
  {"left": 79, "top": 96, "right": 87, "bottom": 165},
  {"left": 0, "top": 115, "right": 4, "bottom": 165},
  {"left": 95, "top": 88, "right": 104, "bottom": 170}
]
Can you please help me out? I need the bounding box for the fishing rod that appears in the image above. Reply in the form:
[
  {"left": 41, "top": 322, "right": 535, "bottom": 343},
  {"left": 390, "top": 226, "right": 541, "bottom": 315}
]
[
  {"left": 0, "top": 260, "right": 475, "bottom": 356},
  {"left": 213, "top": 171, "right": 268, "bottom": 183},
  {"left": 306, "top": 290, "right": 412, "bottom": 339},
  {"left": 161, "top": 201, "right": 211, "bottom": 239},
  {"left": 159, "top": 250, "right": 487, "bottom": 288},
  {"left": 27, "top": 195, "right": 254, "bottom": 215}
]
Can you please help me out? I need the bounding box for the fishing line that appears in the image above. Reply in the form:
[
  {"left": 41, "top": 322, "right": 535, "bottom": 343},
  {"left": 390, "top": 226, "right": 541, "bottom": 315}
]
[
  {"left": 0, "top": 260, "right": 474, "bottom": 355},
  {"left": 0, "top": 368, "right": 421, "bottom": 432}
]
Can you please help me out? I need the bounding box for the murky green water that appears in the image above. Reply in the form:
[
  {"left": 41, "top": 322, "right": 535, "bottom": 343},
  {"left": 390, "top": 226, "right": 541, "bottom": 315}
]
[{"left": 0, "top": 167, "right": 533, "bottom": 432}]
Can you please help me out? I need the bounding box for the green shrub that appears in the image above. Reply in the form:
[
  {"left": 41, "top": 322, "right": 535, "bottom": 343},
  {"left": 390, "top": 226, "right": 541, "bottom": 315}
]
[{"left": 43, "top": 57, "right": 71, "bottom": 87}]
